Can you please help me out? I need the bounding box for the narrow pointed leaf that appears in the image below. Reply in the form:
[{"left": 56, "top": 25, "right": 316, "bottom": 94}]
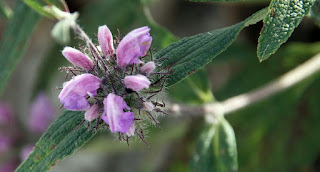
[
  {"left": 0, "top": 0, "right": 40, "bottom": 94},
  {"left": 23, "top": 0, "right": 64, "bottom": 18},
  {"left": 154, "top": 8, "right": 268, "bottom": 87},
  {"left": 213, "top": 117, "right": 238, "bottom": 172},
  {"left": 16, "top": 111, "right": 98, "bottom": 171},
  {"left": 190, "top": 124, "right": 216, "bottom": 171},
  {"left": 257, "top": 0, "right": 315, "bottom": 61}
]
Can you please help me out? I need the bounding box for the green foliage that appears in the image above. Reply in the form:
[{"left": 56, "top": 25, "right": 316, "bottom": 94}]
[
  {"left": 0, "top": 0, "right": 40, "bottom": 94},
  {"left": 154, "top": 8, "right": 268, "bottom": 87},
  {"left": 257, "top": 0, "right": 315, "bottom": 61},
  {"left": 23, "top": 0, "right": 63, "bottom": 18},
  {"left": 190, "top": 117, "right": 238, "bottom": 171},
  {"left": 0, "top": 0, "right": 13, "bottom": 19},
  {"left": 16, "top": 111, "right": 98, "bottom": 171},
  {"left": 189, "top": 0, "right": 269, "bottom": 2},
  {"left": 168, "top": 69, "right": 214, "bottom": 104},
  {"left": 308, "top": 0, "right": 320, "bottom": 26},
  {"left": 190, "top": 124, "right": 216, "bottom": 171},
  {"left": 213, "top": 117, "right": 238, "bottom": 172},
  {"left": 215, "top": 41, "right": 320, "bottom": 171}
]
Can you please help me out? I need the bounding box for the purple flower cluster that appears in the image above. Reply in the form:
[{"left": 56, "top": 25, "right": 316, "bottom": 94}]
[
  {"left": 58, "top": 25, "right": 168, "bottom": 140},
  {"left": 0, "top": 94, "right": 55, "bottom": 170}
]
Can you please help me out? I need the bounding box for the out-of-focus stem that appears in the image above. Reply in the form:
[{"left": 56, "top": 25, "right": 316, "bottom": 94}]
[{"left": 167, "top": 53, "right": 320, "bottom": 117}]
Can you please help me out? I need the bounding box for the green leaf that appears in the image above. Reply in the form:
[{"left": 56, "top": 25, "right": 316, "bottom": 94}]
[
  {"left": 189, "top": 0, "right": 269, "bottom": 2},
  {"left": 168, "top": 69, "right": 214, "bottom": 104},
  {"left": 154, "top": 8, "right": 268, "bottom": 87},
  {"left": 190, "top": 117, "right": 238, "bottom": 171},
  {"left": 0, "top": 0, "right": 13, "bottom": 19},
  {"left": 23, "top": 0, "right": 64, "bottom": 18},
  {"left": 0, "top": 0, "right": 40, "bottom": 94},
  {"left": 213, "top": 117, "right": 238, "bottom": 172},
  {"left": 16, "top": 111, "right": 98, "bottom": 171},
  {"left": 190, "top": 124, "right": 216, "bottom": 171},
  {"left": 308, "top": 0, "right": 320, "bottom": 27},
  {"left": 257, "top": 0, "right": 316, "bottom": 61}
]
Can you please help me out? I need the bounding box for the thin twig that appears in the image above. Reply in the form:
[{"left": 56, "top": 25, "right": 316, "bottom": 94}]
[{"left": 166, "top": 53, "right": 320, "bottom": 117}]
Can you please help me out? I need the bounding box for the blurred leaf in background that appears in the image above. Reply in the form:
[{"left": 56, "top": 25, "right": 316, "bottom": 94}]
[{"left": 214, "top": 41, "right": 320, "bottom": 171}]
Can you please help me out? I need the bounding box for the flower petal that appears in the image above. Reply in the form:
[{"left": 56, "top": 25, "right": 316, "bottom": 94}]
[
  {"left": 58, "top": 74, "right": 101, "bottom": 111},
  {"left": 29, "top": 92, "right": 56, "bottom": 133},
  {"left": 102, "top": 93, "right": 134, "bottom": 133},
  {"left": 141, "top": 61, "right": 156, "bottom": 75},
  {"left": 62, "top": 47, "right": 94, "bottom": 70},
  {"left": 98, "top": 25, "right": 115, "bottom": 56},
  {"left": 85, "top": 104, "right": 100, "bottom": 122},
  {"left": 116, "top": 26, "right": 152, "bottom": 68},
  {"left": 124, "top": 74, "right": 151, "bottom": 91}
]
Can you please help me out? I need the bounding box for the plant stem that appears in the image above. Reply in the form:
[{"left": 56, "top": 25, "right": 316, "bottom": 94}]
[{"left": 167, "top": 53, "right": 320, "bottom": 117}]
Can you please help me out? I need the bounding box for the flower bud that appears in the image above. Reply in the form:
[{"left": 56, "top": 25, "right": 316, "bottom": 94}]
[
  {"left": 126, "top": 124, "right": 135, "bottom": 137},
  {"left": 124, "top": 74, "right": 151, "bottom": 92},
  {"left": 58, "top": 74, "right": 101, "bottom": 111},
  {"left": 62, "top": 47, "right": 94, "bottom": 70},
  {"left": 85, "top": 104, "right": 100, "bottom": 122},
  {"left": 101, "top": 93, "right": 134, "bottom": 134},
  {"left": 98, "top": 25, "right": 115, "bottom": 56},
  {"left": 116, "top": 26, "right": 152, "bottom": 68},
  {"left": 141, "top": 61, "right": 156, "bottom": 75},
  {"left": 143, "top": 101, "right": 154, "bottom": 112},
  {"left": 29, "top": 93, "right": 56, "bottom": 133}
]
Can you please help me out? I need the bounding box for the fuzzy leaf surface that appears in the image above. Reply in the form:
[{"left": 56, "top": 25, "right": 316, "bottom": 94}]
[
  {"left": 257, "top": 0, "right": 315, "bottom": 61},
  {"left": 154, "top": 8, "right": 268, "bottom": 87},
  {"left": 16, "top": 111, "right": 98, "bottom": 171},
  {"left": 0, "top": 0, "right": 40, "bottom": 94}
]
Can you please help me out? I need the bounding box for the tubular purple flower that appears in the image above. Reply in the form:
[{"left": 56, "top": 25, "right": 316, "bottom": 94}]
[
  {"left": 29, "top": 93, "right": 56, "bottom": 133},
  {"left": 124, "top": 74, "right": 151, "bottom": 91},
  {"left": 141, "top": 61, "right": 156, "bottom": 75},
  {"left": 101, "top": 93, "right": 134, "bottom": 134},
  {"left": 62, "top": 47, "right": 94, "bottom": 70},
  {"left": 58, "top": 74, "right": 101, "bottom": 111},
  {"left": 116, "top": 26, "right": 152, "bottom": 68},
  {"left": 98, "top": 25, "right": 115, "bottom": 56},
  {"left": 0, "top": 103, "right": 15, "bottom": 126},
  {"left": 85, "top": 104, "right": 100, "bottom": 122}
]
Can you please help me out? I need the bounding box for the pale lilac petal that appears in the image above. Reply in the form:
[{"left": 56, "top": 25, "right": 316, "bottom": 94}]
[
  {"left": 60, "top": 94, "right": 90, "bottom": 111},
  {"left": 102, "top": 93, "right": 134, "bottom": 133},
  {"left": 0, "top": 103, "right": 15, "bottom": 126},
  {"left": 143, "top": 102, "right": 154, "bottom": 112},
  {"left": 20, "top": 145, "right": 34, "bottom": 161},
  {"left": 126, "top": 123, "right": 135, "bottom": 137},
  {"left": 58, "top": 74, "right": 101, "bottom": 111},
  {"left": 141, "top": 61, "right": 156, "bottom": 75},
  {"left": 29, "top": 93, "right": 56, "bottom": 133},
  {"left": 62, "top": 47, "right": 94, "bottom": 70},
  {"left": 85, "top": 104, "right": 100, "bottom": 122},
  {"left": 124, "top": 74, "right": 151, "bottom": 91},
  {"left": 116, "top": 26, "right": 152, "bottom": 68},
  {"left": 98, "top": 25, "right": 114, "bottom": 56}
]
